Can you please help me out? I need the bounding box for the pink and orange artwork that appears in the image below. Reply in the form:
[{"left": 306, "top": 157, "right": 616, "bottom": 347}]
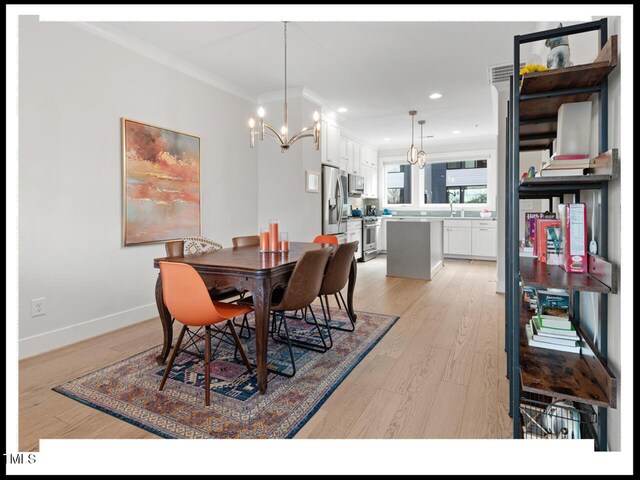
[{"left": 122, "top": 119, "right": 200, "bottom": 246}]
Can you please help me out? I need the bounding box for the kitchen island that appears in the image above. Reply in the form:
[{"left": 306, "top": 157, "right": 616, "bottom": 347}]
[{"left": 386, "top": 219, "right": 444, "bottom": 280}]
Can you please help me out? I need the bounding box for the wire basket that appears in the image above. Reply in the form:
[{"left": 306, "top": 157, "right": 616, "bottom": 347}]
[{"left": 519, "top": 392, "right": 598, "bottom": 441}]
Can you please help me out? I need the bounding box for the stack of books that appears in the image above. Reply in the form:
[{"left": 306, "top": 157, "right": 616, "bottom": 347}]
[
  {"left": 539, "top": 154, "right": 590, "bottom": 177},
  {"left": 526, "top": 289, "right": 581, "bottom": 353}
]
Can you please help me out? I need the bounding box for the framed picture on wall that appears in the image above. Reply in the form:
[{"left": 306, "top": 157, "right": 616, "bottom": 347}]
[
  {"left": 122, "top": 118, "right": 201, "bottom": 246},
  {"left": 306, "top": 170, "right": 320, "bottom": 193}
]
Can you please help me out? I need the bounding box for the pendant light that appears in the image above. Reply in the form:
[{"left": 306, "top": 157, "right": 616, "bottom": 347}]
[
  {"left": 417, "top": 120, "right": 427, "bottom": 169},
  {"left": 406, "top": 110, "right": 418, "bottom": 165},
  {"left": 248, "top": 22, "right": 320, "bottom": 152}
]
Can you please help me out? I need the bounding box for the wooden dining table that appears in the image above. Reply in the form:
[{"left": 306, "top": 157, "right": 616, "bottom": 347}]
[{"left": 153, "top": 241, "right": 358, "bottom": 394}]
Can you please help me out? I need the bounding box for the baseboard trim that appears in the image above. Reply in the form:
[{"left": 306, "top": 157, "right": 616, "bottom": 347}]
[{"left": 19, "top": 303, "right": 158, "bottom": 359}]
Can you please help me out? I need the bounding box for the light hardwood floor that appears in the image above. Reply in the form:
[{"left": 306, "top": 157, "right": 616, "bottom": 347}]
[{"left": 19, "top": 256, "right": 510, "bottom": 449}]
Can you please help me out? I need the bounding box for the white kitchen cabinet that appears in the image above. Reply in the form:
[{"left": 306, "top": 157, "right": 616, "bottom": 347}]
[
  {"left": 472, "top": 226, "right": 497, "bottom": 258},
  {"left": 363, "top": 164, "right": 378, "bottom": 198},
  {"left": 347, "top": 219, "right": 363, "bottom": 260},
  {"left": 445, "top": 226, "right": 473, "bottom": 256},
  {"left": 351, "top": 143, "right": 362, "bottom": 175},
  {"left": 321, "top": 120, "right": 340, "bottom": 166},
  {"left": 471, "top": 219, "right": 497, "bottom": 258}
]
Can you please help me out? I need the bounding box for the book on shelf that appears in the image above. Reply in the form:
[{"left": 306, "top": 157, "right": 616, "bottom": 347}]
[
  {"left": 559, "top": 203, "right": 587, "bottom": 273},
  {"left": 540, "top": 168, "right": 587, "bottom": 177},
  {"left": 537, "top": 289, "right": 570, "bottom": 321},
  {"left": 525, "top": 212, "right": 556, "bottom": 248},
  {"left": 544, "top": 223, "right": 563, "bottom": 265},
  {"left": 529, "top": 318, "right": 579, "bottom": 347},
  {"left": 525, "top": 322, "right": 581, "bottom": 353},
  {"left": 522, "top": 285, "right": 538, "bottom": 310},
  {"left": 531, "top": 315, "right": 579, "bottom": 339},
  {"left": 549, "top": 154, "right": 590, "bottom": 161},
  {"left": 535, "top": 219, "right": 561, "bottom": 263}
]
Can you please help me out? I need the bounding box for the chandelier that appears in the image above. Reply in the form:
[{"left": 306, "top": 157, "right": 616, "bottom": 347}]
[
  {"left": 417, "top": 120, "right": 427, "bottom": 169},
  {"left": 248, "top": 22, "right": 320, "bottom": 152},
  {"left": 406, "top": 110, "right": 418, "bottom": 165}
]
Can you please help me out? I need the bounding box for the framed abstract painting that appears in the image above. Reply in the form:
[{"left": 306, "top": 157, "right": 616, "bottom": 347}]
[{"left": 122, "top": 118, "right": 201, "bottom": 246}]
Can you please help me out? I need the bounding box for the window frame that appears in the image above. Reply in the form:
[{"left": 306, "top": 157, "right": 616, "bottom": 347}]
[{"left": 381, "top": 159, "right": 415, "bottom": 208}]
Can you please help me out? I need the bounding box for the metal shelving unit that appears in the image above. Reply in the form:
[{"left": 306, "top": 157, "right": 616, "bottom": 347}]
[{"left": 506, "top": 19, "right": 618, "bottom": 451}]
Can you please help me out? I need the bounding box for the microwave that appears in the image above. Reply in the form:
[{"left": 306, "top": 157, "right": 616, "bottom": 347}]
[{"left": 348, "top": 174, "right": 364, "bottom": 195}]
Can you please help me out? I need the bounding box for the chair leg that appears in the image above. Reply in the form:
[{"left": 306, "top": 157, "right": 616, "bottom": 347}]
[
  {"left": 278, "top": 312, "right": 297, "bottom": 378},
  {"left": 159, "top": 325, "right": 187, "bottom": 391},
  {"left": 204, "top": 326, "right": 211, "bottom": 406},
  {"left": 227, "top": 320, "right": 253, "bottom": 374},
  {"left": 334, "top": 293, "right": 342, "bottom": 309},
  {"left": 310, "top": 304, "right": 332, "bottom": 349},
  {"left": 331, "top": 291, "right": 355, "bottom": 332}
]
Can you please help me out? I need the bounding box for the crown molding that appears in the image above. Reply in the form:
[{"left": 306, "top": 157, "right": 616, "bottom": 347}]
[{"left": 72, "top": 22, "right": 256, "bottom": 103}]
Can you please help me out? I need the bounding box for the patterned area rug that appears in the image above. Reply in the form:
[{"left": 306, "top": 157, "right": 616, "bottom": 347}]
[{"left": 53, "top": 307, "right": 398, "bottom": 439}]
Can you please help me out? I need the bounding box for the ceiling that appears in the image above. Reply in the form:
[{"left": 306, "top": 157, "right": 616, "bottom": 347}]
[{"left": 100, "top": 21, "right": 538, "bottom": 149}]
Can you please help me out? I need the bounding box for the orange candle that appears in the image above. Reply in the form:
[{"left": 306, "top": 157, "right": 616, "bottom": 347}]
[
  {"left": 280, "top": 232, "right": 289, "bottom": 252},
  {"left": 259, "top": 227, "right": 269, "bottom": 252},
  {"left": 269, "top": 219, "right": 279, "bottom": 252}
]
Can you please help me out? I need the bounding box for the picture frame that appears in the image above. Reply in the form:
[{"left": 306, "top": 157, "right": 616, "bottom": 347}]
[
  {"left": 306, "top": 170, "right": 320, "bottom": 193},
  {"left": 122, "top": 118, "right": 201, "bottom": 246}
]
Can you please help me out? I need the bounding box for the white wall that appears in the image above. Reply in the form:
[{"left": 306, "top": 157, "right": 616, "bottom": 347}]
[
  {"left": 18, "top": 17, "right": 258, "bottom": 358},
  {"left": 256, "top": 96, "right": 322, "bottom": 242}
]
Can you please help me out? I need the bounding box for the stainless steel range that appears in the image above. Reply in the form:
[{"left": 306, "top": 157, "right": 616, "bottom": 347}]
[{"left": 361, "top": 216, "right": 381, "bottom": 262}]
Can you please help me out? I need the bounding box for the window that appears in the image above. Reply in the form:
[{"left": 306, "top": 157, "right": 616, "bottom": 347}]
[
  {"left": 385, "top": 164, "right": 412, "bottom": 204},
  {"left": 424, "top": 159, "right": 487, "bottom": 204}
]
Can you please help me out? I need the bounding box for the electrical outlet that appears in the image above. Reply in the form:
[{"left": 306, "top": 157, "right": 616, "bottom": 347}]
[
  {"left": 420, "top": 211, "right": 428, "bottom": 216},
  {"left": 31, "top": 298, "right": 46, "bottom": 317}
]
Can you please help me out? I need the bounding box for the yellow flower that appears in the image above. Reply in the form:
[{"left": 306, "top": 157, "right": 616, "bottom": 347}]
[{"left": 519, "top": 64, "right": 549, "bottom": 75}]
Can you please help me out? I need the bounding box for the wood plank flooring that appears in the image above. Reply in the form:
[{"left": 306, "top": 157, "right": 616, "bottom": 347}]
[{"left": 18, "top": 256, "right": 510, "bottom": 449}]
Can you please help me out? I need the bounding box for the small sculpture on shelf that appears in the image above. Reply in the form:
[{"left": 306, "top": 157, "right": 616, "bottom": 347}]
[{"left": 546, "top": 23, "right": 573, "bottom": 69}]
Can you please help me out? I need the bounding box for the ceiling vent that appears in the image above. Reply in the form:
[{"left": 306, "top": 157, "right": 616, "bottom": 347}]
[{"left": 489, "top": 62, "right": 525, "bottom": 84}]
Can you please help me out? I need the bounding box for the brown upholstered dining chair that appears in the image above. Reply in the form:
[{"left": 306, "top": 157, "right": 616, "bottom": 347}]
[
  {"left": 232, "top": 235, "right": 260, "bottom": 248},
  {"left": 238, "top": 248, "right": 331, "bottom": 377},
  {"left": 316, "top": 241, "right": 359, "bottom": 332}
]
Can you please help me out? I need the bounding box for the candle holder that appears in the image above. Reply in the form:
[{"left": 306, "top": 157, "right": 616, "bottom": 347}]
[
  {"left": 280, "top": 232, "right": 289, "bottom": 252},
  {"left": 259, "top": 227, "right": 270, "bottom": 252},
  {"left": 269, "top": 219, "right": 279, "bottom": 253}
]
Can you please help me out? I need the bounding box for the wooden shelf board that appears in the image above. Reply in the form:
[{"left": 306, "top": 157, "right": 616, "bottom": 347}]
[
  {"left": 519, "top": 303, "right": 614, "bottom": 408},
  {"left": 520, "top": 121, "right": 557, "bottom": 137},
  {"left": 518, "top": 36, "right": 617, "bottom": 122},
  {"left": 519, "top": 257, "right": 610, "bottom": 293},
  {"left": 520, "top": 36, "right": 617, "bottom": 95},
  {"left": 520, "top": 174, "right": 612, "bottom": 186}
]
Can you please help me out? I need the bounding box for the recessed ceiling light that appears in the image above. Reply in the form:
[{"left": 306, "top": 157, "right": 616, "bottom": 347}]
[
  {"left": 383, "top": 138, "right": 391, "bottom": 141},
  {"left": 429, "top": 93, "right": 442, "bottom": 99},
  {"left": 452, "top": 130, "right": 461, "bottom": 134},
  {"left": 337, "top": 107, "right": 348, "bottom": 113}
]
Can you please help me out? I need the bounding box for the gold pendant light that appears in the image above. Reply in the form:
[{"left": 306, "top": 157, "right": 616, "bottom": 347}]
[
  {"left": 417, "top": 120, "right": 427, "bottom": 169},
  {"left": 406, "top": 110, "right": 418, "bottom": 165},
  {"left": 248, "top": 22, "right": 320, "bottom": 152}
]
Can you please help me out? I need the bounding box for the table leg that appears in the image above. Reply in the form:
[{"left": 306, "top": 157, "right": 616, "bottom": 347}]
[
  {"left": 251, "top": 277, "right": 272, "bottom": 394},
  {"left": 155, "top": 274, "right": 173, "bottom": 364},
  {"left": 347, "top": 257, "right": 358, "bottom": 323}
]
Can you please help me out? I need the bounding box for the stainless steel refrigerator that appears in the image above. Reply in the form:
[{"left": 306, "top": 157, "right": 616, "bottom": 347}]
[{"left": 322, "top": 165, "right": 348, "bottom": 243}]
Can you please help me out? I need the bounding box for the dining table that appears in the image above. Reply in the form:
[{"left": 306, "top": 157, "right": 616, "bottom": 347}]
[{"left": 153, "top": 241, "right": 358, "bottom": 394}]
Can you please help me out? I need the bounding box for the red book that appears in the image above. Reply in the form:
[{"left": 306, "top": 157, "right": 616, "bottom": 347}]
[
  {"left": 559, "top": 203, "right": 587, "bottom": 273},
  {"left": 550, "top": 154, "right": 590, "bottom": 160},
  {"left": 535, "top": 219, "right": 561, "bottom": 262}
]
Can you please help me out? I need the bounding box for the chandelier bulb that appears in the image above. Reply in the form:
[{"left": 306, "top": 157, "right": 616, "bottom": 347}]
[
  {"left": 313, "top": 110, "right": 320, "bottom": 122},
  {"left": 257, "top": 107, "right": 265, "bottom": 118},
  {"left": 248, "top": 118, "right": 255, "bottom": 129}
]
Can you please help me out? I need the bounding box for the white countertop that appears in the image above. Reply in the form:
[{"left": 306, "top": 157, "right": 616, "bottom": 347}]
[{"left": 382, "top": 215, "right": 497, "bottom": 221}]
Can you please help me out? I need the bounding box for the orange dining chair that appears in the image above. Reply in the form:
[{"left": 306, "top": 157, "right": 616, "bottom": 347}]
[
  {"left": 312, "top": 234, "right": 343, "bottom": 311},
  {"left": 164, "top": 237, "right": 238, "bottom": 302},
  {"left": 313, "top": 234, "right": 339, "bottom": 245},
  {"left": 158, "top": 262, "right": 253, "bottom": 406},
  {"left": 232, "top": 235, "right": 260, "bottom": 248}
]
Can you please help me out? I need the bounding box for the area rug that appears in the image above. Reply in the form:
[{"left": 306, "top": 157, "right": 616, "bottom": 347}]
[{"left": 53, "top": 307, "right": 398, "bottom": 439}]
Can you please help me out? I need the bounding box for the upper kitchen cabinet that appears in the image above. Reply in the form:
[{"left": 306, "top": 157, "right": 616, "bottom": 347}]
[{"left": 321, "top": 118, "right": 340, "bottom": 167}]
